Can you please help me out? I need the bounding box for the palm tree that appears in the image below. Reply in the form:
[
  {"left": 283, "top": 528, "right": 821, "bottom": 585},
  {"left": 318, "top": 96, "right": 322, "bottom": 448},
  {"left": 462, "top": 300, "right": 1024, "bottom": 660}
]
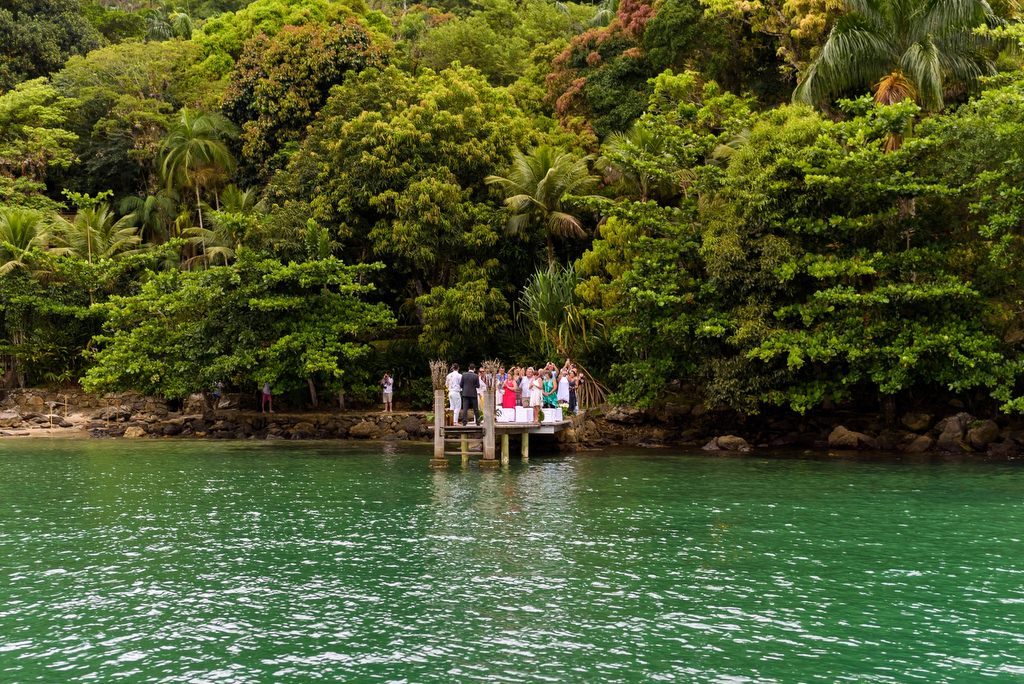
[
  {"left": 144, "top": 8, "right": 193, "bottom": 41},
  {"left": 159, "top": 108, "right": 237, "bottom": 234},
  {"left": 119, "top": 190, "right": 178, "bottom": 244},
  {"left": 793, "top": 0, "right": 999, "bottom": 111},
  {"left": 218, "top": 184, "right": 261, "bottom": 214},
  {"left": 486, "top": 146, "right": 601, "bottom": 269},
  {"left": 169, "top": 11, "right": 194, "bottom": 39},
  {"left": 518, "top": 264, "right": 608, "bottom": 407},
  {"left": 56, "top": 204, "right": 142, "bottom": 264},
  {"left": 601, "top": 124, "right": 687, "bottom": 202},
  {"left": 588, "top": 0, "right": 618, "bottom": 27},
  {"left": 182, "top": 185, "right": 262, "bottom": 267},
  {"left": 0, "top": 208, "right": 52, "bottom": 275},
  {"left": 519, "top": 264, "right": 590, "bottom": 360}
]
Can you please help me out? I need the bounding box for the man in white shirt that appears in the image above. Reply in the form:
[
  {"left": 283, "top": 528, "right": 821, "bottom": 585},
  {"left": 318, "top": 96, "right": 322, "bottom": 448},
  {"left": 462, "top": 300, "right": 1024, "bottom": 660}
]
[{"left": 445, "top": 364, "right": 462, "bottom": 419}]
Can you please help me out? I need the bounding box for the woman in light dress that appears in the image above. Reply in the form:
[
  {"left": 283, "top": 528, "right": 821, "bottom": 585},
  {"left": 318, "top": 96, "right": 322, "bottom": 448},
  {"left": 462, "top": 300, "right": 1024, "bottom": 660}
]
[{"left": 529, "top": 371, "right": 544, "bottom": 422}]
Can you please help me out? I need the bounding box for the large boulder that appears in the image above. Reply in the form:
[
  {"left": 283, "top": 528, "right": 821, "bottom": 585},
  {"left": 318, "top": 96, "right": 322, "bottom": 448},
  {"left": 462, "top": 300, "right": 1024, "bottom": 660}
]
[
  {"left": 987, "top": 440, "right": 1019, "bottom": 459},
  {"left": 967, "top": 420, "right": 1000, "bottom": 450},
  {"left": 184, "top": 393, "right": 206, "bottom": 415},
  {"left": 717, "top": 435, "right": 751, "bottom": 451},
  {"left": 291, "top": 421, "right": 316, "bottom": 439},
  {"left": 702, "top": 435, "right": 751, "bottom": 452},
  {"left": 828, "top": 426, "right": 878, "bottom": 450},
  {"left": 901, "top": 412, "right": 933, "bottom": 432},
  {"left": 605, "top": 406, "right": 645, "bottom": 425},
  {"left": 0, "top": 410, "right": 22, "bottom": 428},
  {"left": 935, "top": 413, "right": 972, "bottom": 452},
  {"left": 902, "top": 435, "right": 934, "bottom": 453},
  {"left": 21, "top": 394, "right": 45, "bottom": 411},
  {"left": 98, "top": 405, "right": 132, "bottom": 422},
  {"left": 123, "top": 426, "right": 147, "bottom": 439},
  {"left": 348, "top": 421, "right": 379, "bottom": 439},
  {"left": 162, "top": 422, "right": 183, "bottom": 436},
  {"left": 399, "top": 415, "right": 423, "bottom": 436}
]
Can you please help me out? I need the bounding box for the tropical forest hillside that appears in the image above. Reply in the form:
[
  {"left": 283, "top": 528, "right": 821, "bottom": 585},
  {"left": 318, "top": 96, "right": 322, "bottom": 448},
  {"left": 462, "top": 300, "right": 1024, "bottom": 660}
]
[{"left": 3, "top": 0, "right": 1024, "bottom": 415}]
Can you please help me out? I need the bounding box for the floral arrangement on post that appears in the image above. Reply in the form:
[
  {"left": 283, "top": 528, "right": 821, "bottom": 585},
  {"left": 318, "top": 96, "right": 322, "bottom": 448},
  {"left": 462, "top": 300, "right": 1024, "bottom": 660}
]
[
  {"left": 481, "top": 359, "right": 502, "bottom": 415},
  {"left": 429, "top": 359, "right": 450, "bottom": 426},
  {"left": 429, "top": 359, "right": 448, "bottom": 391}
]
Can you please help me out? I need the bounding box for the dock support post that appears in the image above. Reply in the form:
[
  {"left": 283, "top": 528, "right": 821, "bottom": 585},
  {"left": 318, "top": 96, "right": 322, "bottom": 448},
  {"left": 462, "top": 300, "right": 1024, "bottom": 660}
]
[
  {"left": 480, "top": 382, "right": 499, "bottom": 467},
  {"left": 501, "top": 433, "right": 510, "bottom": 466},
  {"left": 521, "top": 432, "right": 529, "bottom": 462},
  {"left": 461, "top": 434, "right": 468, "bottom": 464},
  {"left": 430, "top": 389, "right": 448, "bottom": 468}
]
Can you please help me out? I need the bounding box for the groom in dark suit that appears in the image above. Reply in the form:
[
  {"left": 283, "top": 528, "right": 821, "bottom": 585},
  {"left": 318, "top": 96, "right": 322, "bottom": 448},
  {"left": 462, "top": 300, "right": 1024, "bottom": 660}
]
[{"left": 460, "top": 364, "right": 480, "bottom": 426}]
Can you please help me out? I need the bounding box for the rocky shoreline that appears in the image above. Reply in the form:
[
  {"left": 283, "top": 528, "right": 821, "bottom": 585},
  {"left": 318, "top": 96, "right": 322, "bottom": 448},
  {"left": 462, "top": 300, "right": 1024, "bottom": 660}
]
[
  {"left": 1, "top": 389, "right": 1022, "bottom": 459},
  {"left": 583, "top": 404, "right": 1023, "bottom": 458},
  {"left": 0, "top": 389, "right": 435, "bottom": 441}
]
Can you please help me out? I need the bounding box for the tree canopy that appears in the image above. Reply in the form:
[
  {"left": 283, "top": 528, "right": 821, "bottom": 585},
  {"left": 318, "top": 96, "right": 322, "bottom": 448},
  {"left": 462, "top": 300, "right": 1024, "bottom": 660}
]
[{"left": 0, "top": 0, "right": 1023, "bottom": 416}]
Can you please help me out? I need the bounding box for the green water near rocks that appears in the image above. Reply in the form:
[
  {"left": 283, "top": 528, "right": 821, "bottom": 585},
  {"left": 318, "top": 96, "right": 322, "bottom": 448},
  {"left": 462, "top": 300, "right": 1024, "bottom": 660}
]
[{"left": 1, "top": 440, "right": 1022, "bottom": 682}]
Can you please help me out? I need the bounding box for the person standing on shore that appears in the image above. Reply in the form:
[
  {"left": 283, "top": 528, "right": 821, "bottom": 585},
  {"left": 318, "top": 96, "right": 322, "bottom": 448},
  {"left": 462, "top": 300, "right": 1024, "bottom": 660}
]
[
  {"left": 445, "top": 363, "right": 462, "bottom": 422},
  {"left": 210, "top": 381, "right": 224, "bottom": 410},
  {"left": 261, "top": 382, "right": 273, "bottom": 414},
  {"left": 381, "top": 373, "right": 394, "bottom": 413},
  {"left": 460, "top": 364, "right": 480, "bottom": 426}
]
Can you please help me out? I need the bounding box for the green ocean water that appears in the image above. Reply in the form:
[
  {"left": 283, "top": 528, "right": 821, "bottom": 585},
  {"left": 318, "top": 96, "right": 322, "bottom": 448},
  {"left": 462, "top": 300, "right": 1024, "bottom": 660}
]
[{"left": 0, "top": 439, "right": 1022, "bottom": 682}]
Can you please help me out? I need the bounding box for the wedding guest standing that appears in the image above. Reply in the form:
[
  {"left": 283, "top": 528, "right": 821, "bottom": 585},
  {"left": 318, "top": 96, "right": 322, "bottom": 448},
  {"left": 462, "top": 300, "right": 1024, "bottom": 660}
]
[
  {"left": 445, "top": 363, "right": 462, "bottom": 419},
  {"left": 520, "top": 368, "right": 534, "bottom": 407},
  {"left": 529, "top": 371, "right": 543, "bottom": 422},
  {"left": 557, "top": 371, "right": 570, "bottom": 405},
  {"left": 568, "top": 371, "right": 579, "bottom": 415},
  {"left": 502, "top": 373, "right": 518, "bottom": 411},
  {"left": 542, "top": 371, "right": 557, "bottom": 408}
]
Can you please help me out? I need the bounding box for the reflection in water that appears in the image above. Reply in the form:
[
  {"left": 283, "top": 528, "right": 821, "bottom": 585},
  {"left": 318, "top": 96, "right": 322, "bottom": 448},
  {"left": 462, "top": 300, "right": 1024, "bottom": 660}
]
[{"left": 1, "top": 441, "right": 1023, "bottom": 682}]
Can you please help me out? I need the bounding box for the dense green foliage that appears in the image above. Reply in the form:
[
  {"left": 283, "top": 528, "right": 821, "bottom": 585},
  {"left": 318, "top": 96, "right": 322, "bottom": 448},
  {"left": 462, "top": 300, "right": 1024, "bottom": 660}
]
[{"left": 2, "top": 0, "right": 1024, "bottom": 414}]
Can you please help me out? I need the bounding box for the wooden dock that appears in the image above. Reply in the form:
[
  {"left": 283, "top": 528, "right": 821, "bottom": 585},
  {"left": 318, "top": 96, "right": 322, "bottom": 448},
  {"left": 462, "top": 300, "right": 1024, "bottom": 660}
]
[{"left": 430, "top": 388, "right": 572, "bottom": 468}]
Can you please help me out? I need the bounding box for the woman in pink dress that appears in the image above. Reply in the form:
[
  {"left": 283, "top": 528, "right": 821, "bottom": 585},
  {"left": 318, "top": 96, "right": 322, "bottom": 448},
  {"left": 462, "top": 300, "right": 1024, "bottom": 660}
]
[{"left": 502, "top": 374, "right": 518, "bottom": 410}]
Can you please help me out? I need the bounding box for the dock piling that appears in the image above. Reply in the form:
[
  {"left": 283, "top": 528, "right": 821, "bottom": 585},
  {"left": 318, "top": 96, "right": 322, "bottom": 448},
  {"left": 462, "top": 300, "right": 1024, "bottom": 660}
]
[{"left": 429, "top": 389, "right": 448, "bottom": 468}]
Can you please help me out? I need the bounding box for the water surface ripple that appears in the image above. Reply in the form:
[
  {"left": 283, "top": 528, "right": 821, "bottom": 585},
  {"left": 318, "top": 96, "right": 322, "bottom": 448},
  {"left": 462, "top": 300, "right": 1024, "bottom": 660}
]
[{"left": 1, "top": 441, "right": 1022, "bottom": 682}]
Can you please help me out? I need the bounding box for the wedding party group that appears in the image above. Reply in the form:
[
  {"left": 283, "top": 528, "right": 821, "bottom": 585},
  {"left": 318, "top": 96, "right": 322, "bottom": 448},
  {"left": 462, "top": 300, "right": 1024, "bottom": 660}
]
[{"left": 444, "top": 362, "right": 583, "bottom": 426}]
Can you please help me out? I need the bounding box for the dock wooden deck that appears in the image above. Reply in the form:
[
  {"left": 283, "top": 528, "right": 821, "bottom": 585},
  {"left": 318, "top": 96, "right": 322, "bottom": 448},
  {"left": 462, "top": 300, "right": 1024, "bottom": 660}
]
[{"left": 430, "top": 389, "right": 573, "bottom": 468}]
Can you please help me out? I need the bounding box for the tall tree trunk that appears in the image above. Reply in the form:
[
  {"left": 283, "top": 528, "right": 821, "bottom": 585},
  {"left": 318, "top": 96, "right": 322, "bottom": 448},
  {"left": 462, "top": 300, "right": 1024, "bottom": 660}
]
[
  {"left": 194, "top": 184, "right": 207, "bottom": 266},
  {"left": 307, "top": 378, "right": 318, "bottom": 408},
  {"left": 194, "top": 185, "right": 204, "bottom": 230},
  {"left": 546, "top": 237, "right": 555, "bottom": 270}
]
